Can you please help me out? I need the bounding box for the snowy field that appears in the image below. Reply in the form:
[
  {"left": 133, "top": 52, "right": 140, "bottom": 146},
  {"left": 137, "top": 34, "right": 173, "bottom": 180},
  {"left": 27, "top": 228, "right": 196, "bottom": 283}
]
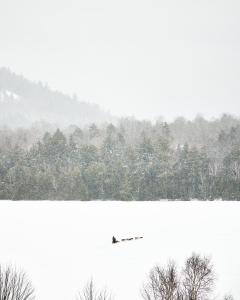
[{"left": 0, "top": 201, "right": 239, "bottom": 300}]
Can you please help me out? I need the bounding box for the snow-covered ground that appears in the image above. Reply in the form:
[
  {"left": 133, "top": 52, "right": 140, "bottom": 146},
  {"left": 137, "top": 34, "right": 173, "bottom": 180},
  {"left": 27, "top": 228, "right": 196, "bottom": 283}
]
[{"left": 0, "top": 201, "right": 239, "bottom": 300}]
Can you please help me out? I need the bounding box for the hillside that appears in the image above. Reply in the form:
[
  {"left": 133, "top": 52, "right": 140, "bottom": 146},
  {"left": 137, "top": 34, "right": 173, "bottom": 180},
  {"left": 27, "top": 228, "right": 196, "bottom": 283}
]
[{"left": 0, "top": 67, "right": 114, "bottom": 128}]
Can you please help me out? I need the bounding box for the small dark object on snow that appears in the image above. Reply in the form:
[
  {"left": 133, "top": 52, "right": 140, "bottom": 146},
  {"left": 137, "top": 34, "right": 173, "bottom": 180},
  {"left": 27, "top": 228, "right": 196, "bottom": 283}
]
[
  {"left": 112, "top": 236, "right": 143, "bottom": 244},
  {"left": 112, "top": 236, "right": 119, "bottom": 244}
]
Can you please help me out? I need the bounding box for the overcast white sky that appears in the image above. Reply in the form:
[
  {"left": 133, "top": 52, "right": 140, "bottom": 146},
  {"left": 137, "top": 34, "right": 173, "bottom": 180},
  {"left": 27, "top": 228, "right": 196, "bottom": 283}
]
[{"left": 0, "top": 0, "right": 240, "bottom": 120}]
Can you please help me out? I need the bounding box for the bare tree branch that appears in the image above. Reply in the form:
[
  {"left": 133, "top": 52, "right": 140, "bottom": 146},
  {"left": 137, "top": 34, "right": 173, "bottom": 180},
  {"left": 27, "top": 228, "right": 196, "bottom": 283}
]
[
  {"left": 142, "top": 261, "right": 181, "bottom": 300},
  {"left": 182, "top": 253, "right": 215, "bottom": 300},
  {"left": 77, "top": 279, "right": 113, "bottom": 300},
  {"left": 0, "top": 265, "right": 34, "bottom": 300},
  {"left": 141, "top": 254, "right": 216, "bottom": 300}
]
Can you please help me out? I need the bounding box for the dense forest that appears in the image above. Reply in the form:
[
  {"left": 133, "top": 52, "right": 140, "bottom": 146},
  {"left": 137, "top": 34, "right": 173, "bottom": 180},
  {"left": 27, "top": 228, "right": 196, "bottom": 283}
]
[{"left": 0, "top": 114, "right": 240, "bottom": 200}]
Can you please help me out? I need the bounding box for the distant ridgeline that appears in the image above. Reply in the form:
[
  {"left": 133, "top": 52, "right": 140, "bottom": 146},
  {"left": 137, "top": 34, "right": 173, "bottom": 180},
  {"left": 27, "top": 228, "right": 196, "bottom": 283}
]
[
  {"left": 0, "top": 115, "right": 240, "bottom": 200},
  {"left": 0, "top": 67, "right": 114, "bottom": 127}
]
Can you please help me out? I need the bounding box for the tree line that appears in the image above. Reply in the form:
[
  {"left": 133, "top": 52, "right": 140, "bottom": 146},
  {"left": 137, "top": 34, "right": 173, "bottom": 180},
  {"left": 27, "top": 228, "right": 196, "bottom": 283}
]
[
  {"left": 0, "top": 253, "right": 234, "bottom": 300},
  {"left": 1, "top": 115, "right": 240, "bottom": 200}
]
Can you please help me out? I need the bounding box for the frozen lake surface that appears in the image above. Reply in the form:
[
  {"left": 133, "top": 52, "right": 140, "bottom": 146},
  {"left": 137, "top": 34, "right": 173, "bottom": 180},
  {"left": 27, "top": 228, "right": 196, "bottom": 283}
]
[{"left": 0, "top": 201, "right": 239, "bottom": 300}]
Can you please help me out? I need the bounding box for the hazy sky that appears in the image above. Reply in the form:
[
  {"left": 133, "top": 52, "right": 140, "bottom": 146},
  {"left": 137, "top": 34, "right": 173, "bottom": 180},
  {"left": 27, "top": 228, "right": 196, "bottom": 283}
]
[{"left": 0, "top": 0, "right": 240, "bottom": 120}]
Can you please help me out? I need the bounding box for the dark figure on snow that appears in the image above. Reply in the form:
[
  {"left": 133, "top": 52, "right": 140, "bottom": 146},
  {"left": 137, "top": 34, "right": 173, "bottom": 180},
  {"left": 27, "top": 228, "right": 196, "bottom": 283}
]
[
  {"left": 112, "top": 235, "right": 143, "bottom": 244},
  {"left": 112, "top": 236, "right": 119, "bottom": 244}
]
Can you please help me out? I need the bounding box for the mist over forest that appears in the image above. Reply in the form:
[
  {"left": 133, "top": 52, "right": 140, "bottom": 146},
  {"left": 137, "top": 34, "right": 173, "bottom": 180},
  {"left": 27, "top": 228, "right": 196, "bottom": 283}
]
[
  {"left": 1, "top": 111, "right": 240, "bottom": 200},
  {"left": 0, "top": 67, "right": 114, "bottom": 128},
  {"left": 1, "top": 0, "right": 240, "bottom": 299},
  {"left": 1, "top": 68, "right": 240, "bottom": 200}
]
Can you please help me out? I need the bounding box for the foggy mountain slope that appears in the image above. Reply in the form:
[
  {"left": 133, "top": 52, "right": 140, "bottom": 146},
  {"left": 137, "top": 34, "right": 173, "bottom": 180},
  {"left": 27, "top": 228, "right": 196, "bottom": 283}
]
[{"left": 0, "top": 67, "right": 115, "bottom": 128}]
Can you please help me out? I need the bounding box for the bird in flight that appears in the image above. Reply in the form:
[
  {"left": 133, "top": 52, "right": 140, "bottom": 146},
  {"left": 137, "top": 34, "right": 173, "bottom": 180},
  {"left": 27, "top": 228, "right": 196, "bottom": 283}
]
[{"left": 112, "top": 236, "right": 143, "bottom": 244}]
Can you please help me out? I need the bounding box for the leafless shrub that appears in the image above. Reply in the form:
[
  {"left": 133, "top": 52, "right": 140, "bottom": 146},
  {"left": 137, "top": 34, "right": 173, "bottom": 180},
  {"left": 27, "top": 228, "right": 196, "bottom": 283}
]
[
  {"left": 182, "top": 253, "right": 214, "bottom": 300},
  {"left": 77, "top": 279, "right": 113, "bottom": 300},
  {"left": 142, "top": 261, "right": 181, "bottom": 300},
  {"left": 142, "top": 253, "right": 215, "bottom": 300},
  {"left": 0, "top": 265, "right": 35, "bottom": 300}
]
